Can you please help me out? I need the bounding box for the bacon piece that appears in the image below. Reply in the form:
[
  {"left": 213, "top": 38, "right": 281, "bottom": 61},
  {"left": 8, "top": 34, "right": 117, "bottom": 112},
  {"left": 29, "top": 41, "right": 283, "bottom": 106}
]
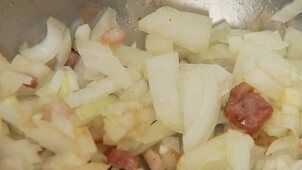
[
  {"left": 101, "top": 27, "right": 125, "bottom": 47},
  {"left": 224, "top": 82, "right": 273, "bottom": 134},
  {"left": 64, "top": 50, "right": 80, "bottom": 69},
  {"left": 104, "top": 147, "right": 139, "bottom": 170},
  {"left": 23, "top": 77, "right": 39, "bottom": 89}
]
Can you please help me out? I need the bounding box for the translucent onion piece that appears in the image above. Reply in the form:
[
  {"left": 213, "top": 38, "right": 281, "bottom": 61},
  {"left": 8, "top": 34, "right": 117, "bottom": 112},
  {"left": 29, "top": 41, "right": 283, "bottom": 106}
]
[
  {"left": 90, "top": 7, "right": 120, "bottom": 41},
  {"left": 139, "top": 6, "right": 212, "bottom": 52},
  {"left": 55, "top": 28, "right": 72, "bottom": 69},
  {"left": 271, "top": 1, "right": 302, "bottom": 23},
  {"left": 20, "top": 17, "right": 66, "bottom": 63},
  {"left": 145, "top": 52, "right": 183, "bottom": 133},
  {"left": 64, "top": 78, "right": 121, "bottom": 108},
  {"left": 75, "top": 24, "right": 91, "bottom": 41},
  {"left": 76, "top": 40, "right": 133, "bottom": 89},
  {"left": 11, "top": 55, "right": 52, "bottom": 80},
  {"left": 181, "top": 64, "right": 231, "bottom": 152}
]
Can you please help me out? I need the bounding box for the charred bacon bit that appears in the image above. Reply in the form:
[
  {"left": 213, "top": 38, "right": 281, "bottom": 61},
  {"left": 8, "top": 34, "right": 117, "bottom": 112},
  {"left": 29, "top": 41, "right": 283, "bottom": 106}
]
[
  {"left": 23, "top": 77, "right": 39, "bottom": 89},
  {"left": 64, "top": 49, "right": 80, "bottom": 69},
  {"left": 224, "top": 82, "right": 273, "bottom": 134},
  {"left": 104, "top": 147, "right": 139, "bottom": 170},
  {"left": 101, "top": 27, "right": 125, "bottom": 47}
]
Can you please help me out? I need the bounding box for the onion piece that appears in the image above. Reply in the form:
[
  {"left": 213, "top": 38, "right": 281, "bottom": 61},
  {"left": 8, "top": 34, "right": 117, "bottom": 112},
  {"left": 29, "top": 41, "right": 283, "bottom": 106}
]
[
  {"left": 0, "top": 70, "right": 33, "bottom": 97},
  {"left": 42, "top": 152, "right": 88, "bottom": 170},
  {"left": 74, "top": 163, "right": 110, "bottom": 170},
  {"left": 20, "top": 17, "right": 66, "bottom": 63},
  {"left": 145, "top": 33, "right": 173, "bottom": 55},
  {"left": 75, "top": 24, "right": 91, "bottom": 41},
  {"left": 135, "top": 121, "right": 174, "bottom": 144},
  {"left": 271, "top": 1, "right": 302, "bottom": 23},
  {"left": 146, "top": 52, "right": 183, "bottom": 133},
  {"left": 90, "top": 7, "right": 120, "bottom": 41},
  {"left": 266, "top": 136, "right": 298, "bottom": 156},
  {"left": 76, "top": 40, "right": 133, "bottom": 89},
  {"left": 36, "top": 67, "right": 79, "bottom": 98},
  {"left": 55, "top": 28, "right": 72, "bottom": 69},
  {"left": 139, "top": 6, "right": 212, "bottom": 52},
  {"left": 227, "top": 130, "right": 254, "bottom": 170},
  {"left": 180, "top": 64, "right": 231, "bottom": 153},
  {"left": 284, "top": 27, "right": 302, "bottom": 59},
  {"left": 11, "top": 55, "right": 52, "bottom": 80},
  {"left": 0, "top": 137, "right": 41, "bottom": 164},
  {"left": 64, "top": 78, "right": 121, "bottom": 108},
  {"left": 24, "top": 120, "right": 78, "bottom": 154}
]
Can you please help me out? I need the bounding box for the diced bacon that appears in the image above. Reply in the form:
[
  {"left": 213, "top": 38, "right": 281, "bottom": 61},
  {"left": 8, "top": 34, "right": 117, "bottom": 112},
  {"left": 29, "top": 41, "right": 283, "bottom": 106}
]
[
  {"left": 64, "top": 50, "right": 80, "bottom": 69},
  {"left": 101, "top": 27, "right": 125, "bottom": 47},
  {"left": 23, "top": 77, "right": 39, "bottom": 89},
  {"left": 105, "top": 147, "right": 139, "bottom": 170},
  {"left": 224, "top": 82, "right": 273, "bottom": 134}
]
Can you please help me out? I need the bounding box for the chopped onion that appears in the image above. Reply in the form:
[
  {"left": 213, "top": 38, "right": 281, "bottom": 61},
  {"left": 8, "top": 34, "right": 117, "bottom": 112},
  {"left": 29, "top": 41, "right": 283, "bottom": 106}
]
[
  {"left": 24, "top": 120, "right": 78, "bottom": 154},
  {"left": 119, "top": 80, "right": 149, "bottom": 101},
  {"left": 160, "top": 136, "right": 180, "bottom": 153},
  {"left": 255, "top": 49, "right": 296, "bottom": 86},
  {"left": 145, "top": 33, "right": 173, "bottom": 55},
  {"left": 75, "top": 24, "right": 91, "bottom": 41},
  {"left": 284, "top": 27, "right": 302, "bottom": 59},
  {"left": 36, "top": 67, "right": 79, "bottom": 98},
  {"left": 266, "top": 136, "right": 298, "bottom": 156},
  {"left": 75, "top": 127, "right": 98, "bottom": 158},
  {"left": 75, "top": 96, "right": 117, "bottom": 122},
  {"left": 11, "top": 55, "right": 52, "bottom": 80},
  {"left": 0, "top": 137, "right": 41, "bottom": 164},
  {"left": 103, "top": 112, "right": 138, "bottom": 143},
  {"left": 74, "top": 163, "right": 110, "bottom": 170},
  {"left": 49, "top": 113, "right": 76, "bottom": 139},
  {"left": 228, "top": 35, "right": 243, "bottom": 56},
  {"left": 210, "top": 21, "right": 231, "bottom": 44},
  {"left": 20, "top": 17, "right": 66, "bottom": 63},
  {"left": 271, "top": 1, "right": 302, "bottom": 23},
  {"left": 90, "top": 7, "right": 120, "bottom": 41},
  {"left": 145, "top": 52, "right": 183, "bottom": 133},
  {"left": 113, "top": 45, "right": 152, "bottom": 81},
  {"left": 64, "top": 78, "right": 121, "bottom": 108},
  {"left": 42, "top": 152, "right": 88, "bottom": 170},
  {"left": 0, "top": 70, "right": 33, "bottom": 97},
  {"left": 181, "top": 64, "right": 231, "bottom": 152},
  {"left": 55, "top": 28, "right": 72, "bottom": 69},
  {"left": 139, "top": 6, "right": 212, "bottom": 52},
  {"left": 227, "top": 130, "right": 254, "bottom": 170},
  {"left": 262, "top": 109, "right": 289, "bottom": 137},
  {"left": 73, "top": 58, "right": 90, "bottom": 88},
  {"left": 177, "top": 132, "right": 227, "bottom": 170},
  {"left": 135, "top": 121, "right": 174, "bottom": 144},
  {"left": 76, "top": 40, "right": 133, "bottom": 89},
  {"left": 83, "top": 69, "right": 105, "bottom": 81},
  {"left": 244, "top": 67, "right": 284, "bottom": 100},
  {"left": 244, "top": 31, "right": 288, "bottom": 56},
  {"left": 187, "top": 43, "right": 235, "bottom": 71}
]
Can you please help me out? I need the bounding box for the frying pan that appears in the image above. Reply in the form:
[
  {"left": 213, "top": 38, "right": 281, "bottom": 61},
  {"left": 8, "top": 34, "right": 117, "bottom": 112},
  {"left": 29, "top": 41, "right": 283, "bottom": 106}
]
[{"left": 0, "top": 0, "right": 300, "bottom": 60}]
